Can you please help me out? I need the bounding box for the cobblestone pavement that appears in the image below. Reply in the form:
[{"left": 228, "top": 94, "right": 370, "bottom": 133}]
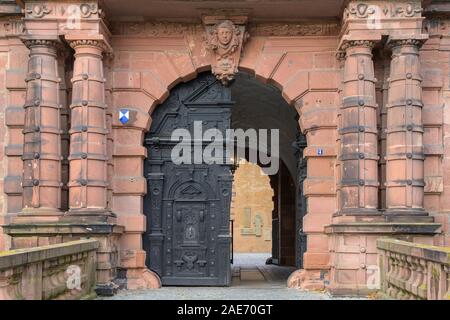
[{"left": 102, "top": 254, "right": 365, "bottom": 300}]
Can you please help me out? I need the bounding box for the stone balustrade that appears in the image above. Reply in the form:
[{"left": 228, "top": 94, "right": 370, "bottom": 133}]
[
  {"left": 0, "top": 239, "right": 98, "bottom": 300},
  {"left": 378, "top": 238, "right": 450, "bottom": 300}
]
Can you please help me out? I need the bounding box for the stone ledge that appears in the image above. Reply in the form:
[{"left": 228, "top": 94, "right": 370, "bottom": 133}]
[
  {"left": 324, "top": 222, "right": 442, "bottom": 235},
  {"left": 0, "top": 1, "right": 21, "bottom": 16},
  {"left": 0, "top": 239, "right": 98, "bottom": 270},
  {"left": 2, "top": 223, "right": 125, "bottom": 236},
  {"left": 377, "top": 238, "right": 450, "bottom": 265}
]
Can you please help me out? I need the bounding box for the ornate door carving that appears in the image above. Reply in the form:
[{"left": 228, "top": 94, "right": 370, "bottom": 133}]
[{"left": 144, "top": 73, "right": 233, "bottom": 286}]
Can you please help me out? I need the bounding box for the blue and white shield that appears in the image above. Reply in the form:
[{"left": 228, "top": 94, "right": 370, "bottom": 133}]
[{"left": 119, "top": 109, "right": 130, "bottom": 124}]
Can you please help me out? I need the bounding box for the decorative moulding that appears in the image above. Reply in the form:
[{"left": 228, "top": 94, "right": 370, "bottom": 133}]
[
  {"left": 109, "top": 20, "right": 339, "bottom": 37},
  {"left": 343, "top": 1, "right": 423, "bottom": 22},
  {"left": 203, "top": 16, "right": 249, "bottom": 86},
  {"left": 23, "top": 2, "right": 102, "bottom": 20}
]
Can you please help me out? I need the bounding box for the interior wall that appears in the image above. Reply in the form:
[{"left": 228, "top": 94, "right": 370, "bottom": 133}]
[{"left": 230, "top": 160, "right": 273, "bottom": 253}]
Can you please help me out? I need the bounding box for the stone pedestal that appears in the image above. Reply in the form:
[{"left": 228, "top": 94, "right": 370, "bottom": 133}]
[{"left": 325, "top": 221, "right": 441, "bottom": 296}]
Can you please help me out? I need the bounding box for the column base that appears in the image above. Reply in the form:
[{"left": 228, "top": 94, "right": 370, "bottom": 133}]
[
  {"left": 384, "top": 208, "right": 432, "bottom": 222},
  {"left": 384, "top": 208, "right": 428, "bottom": 216},
  {"left": 384, "top": 215, "right": 434, "bottom": 223},
  {"left": 62, "top": 209, "right": 117, "bottom": 224},
  {"left": 287, "top": 269, "right": 328, "bottom": 291},
  {"left": 334, "top": 208, "right": 382, "bottom": 217},
  {"left": 126, "top": 268, "right": 162, "bottom": 290},
  {"left": 95, "top": 282, "right": 119, "bottom": 297},
  {"left": 14, "top": 208, "right": 63, "bottom": 223}
]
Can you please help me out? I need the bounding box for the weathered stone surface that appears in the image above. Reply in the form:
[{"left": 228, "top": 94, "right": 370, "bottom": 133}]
[
  {"left": 0, "top": 239, "right": 98, "bottom": 300},
  {"left": 378, "top": 238, "right": 450, "bottom": 300}
]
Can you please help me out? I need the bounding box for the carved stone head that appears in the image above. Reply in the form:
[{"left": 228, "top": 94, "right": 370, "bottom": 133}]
[
  {"left": 217, "top": 20, "right": 234, "bottom": 46},
  {"left": 208, "top": 20, "right": 240, "bottom": 56},
  {"left": 204, "top": 18, "right": 248, "bottom": 86}
]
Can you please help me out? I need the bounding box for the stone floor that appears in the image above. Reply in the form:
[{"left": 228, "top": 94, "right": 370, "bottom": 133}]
[{"left": 101, "top": 253, "right": 365, "bottom": 300}]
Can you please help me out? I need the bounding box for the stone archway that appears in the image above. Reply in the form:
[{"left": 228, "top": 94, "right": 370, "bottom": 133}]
[
  {"left": 110, "top": 31, "right": 339, "bottom": 289},
  {"left": 230, "top": 72, "right": 304, "bottom": 269},
  {"left": 141, "top": 70, "right": 306, "bottom": 286}
]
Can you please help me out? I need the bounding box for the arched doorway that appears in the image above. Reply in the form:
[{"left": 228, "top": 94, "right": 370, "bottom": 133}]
[
  {"left": 230, "top": 73, "right": 306, "bottom": 270},
  {"left": 143, "top": 72, "right": 306, "bottom": 286}
]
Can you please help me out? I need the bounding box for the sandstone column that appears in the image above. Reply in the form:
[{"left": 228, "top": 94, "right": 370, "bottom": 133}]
[
  {"left": 65, "top": 37, "right": 113, "bottom": 220},
  {"left": 338, "top": 41, "right": 379, "bottom": 216},
  {"left": 385, "top": 39, "right": 427, "bottom": 217},
  {"left": 20, "top": 38, "right": 63, "bottom": 219}
]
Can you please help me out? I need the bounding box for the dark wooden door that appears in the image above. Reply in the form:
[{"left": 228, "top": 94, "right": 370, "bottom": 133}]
[{"left": 143, "top": 73, "right": 233, "bottom": 286}]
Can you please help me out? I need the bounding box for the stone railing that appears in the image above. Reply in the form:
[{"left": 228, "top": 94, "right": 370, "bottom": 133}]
[
  {"left": 378, "top": 238, "right": 450, "bottom": 300},
  {"left": 0, "top": 239, "right": 99, "bottom": 300}
]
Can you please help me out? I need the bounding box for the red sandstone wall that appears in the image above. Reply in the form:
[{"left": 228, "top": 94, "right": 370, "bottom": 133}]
[
  {"left": 0, "top": 18, "right": 28, "bottom": 250},
  {"left": 422, "top": 18, "right": 450, "bottom": 247}
]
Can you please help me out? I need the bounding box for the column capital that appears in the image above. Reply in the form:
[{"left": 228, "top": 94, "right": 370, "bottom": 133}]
[
  {"left": 341, "top": 39, "right": 376, "bottom": 52},
  {"left": 21, "top": 36, "right": 62, "bottom": 51},
  {"left": 386, "top": 36, "right": 428, "bottom": 50},
  {"left": 65, "top": 34, "right": 112, "bottom": 54},
  {"left": 335, "top": 50, "right": 346, "bottom": 62}
]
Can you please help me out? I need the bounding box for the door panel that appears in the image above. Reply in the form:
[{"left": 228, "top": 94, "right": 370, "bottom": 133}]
[{"left": 144, "top": 73, "right": 233, "bottom": 286}]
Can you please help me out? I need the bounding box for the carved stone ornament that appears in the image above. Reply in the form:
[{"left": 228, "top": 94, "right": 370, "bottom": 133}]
[
  {"left": 394, "top": 3, "right": 422, "bottom": 18},
  {"left": 248, "top": 22, "right": 339, "bottom": 36},
  {"left": 68, "top": 39, "right": 110, "bottom": 53},
  {"left": 22, "top": 39, "right": 61, "bottom": 50},
  {"left": 350, "top": 3, "right": 376, "bottom": 18},
  {"left": 79, "top": 3, "right": 99, "bottom": 18},
  {"left": 341, "top": 40, "right": 376, "bottom": 51},
  {"left": 204, "top": 19, "right": 249, "bottom": 86},
  {"left": 344, "top": 1, "right": 423, "bottom": 21},
  {"left": 2, "top": 20, "right": 24, "bottom": 37},
  {"left": 387, "top": 38, "right": 426, "bottom": 50},
  {"left": 25, "top": 3, "right": 52, "bottom": 18}
]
